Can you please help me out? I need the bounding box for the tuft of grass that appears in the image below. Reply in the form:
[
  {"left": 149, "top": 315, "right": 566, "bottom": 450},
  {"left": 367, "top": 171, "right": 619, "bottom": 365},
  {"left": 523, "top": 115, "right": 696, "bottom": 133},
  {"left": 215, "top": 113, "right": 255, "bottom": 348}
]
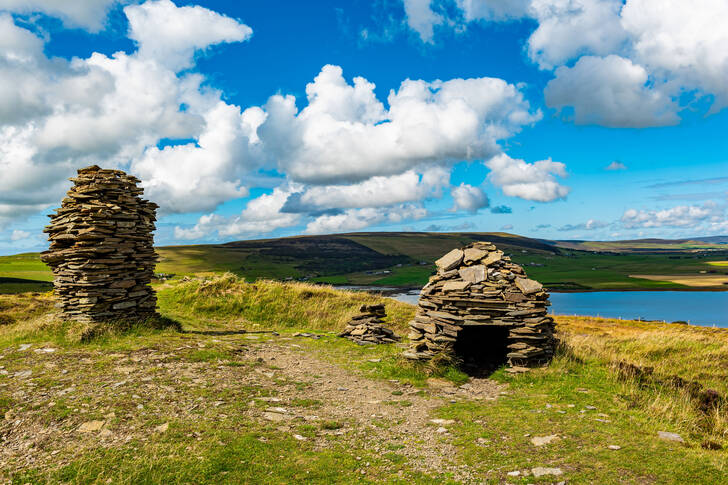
[{"left": 158, "top": 273, "right": 416, "bottom": 332}]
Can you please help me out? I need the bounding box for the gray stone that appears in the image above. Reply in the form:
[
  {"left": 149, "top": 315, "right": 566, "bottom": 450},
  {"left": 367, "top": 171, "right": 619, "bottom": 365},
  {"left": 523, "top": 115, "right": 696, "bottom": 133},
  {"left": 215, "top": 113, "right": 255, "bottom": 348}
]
[
  {"left": 531, "top": 467, "right": 563, "bottom": 477},
  {"left": 658, "top": 431, "right": 684, "bottom": 443},
  {"left": 442, "top": 280, "right": 471, "bottom": 292},
  {"left": 459, "top": 265, "right": 486, "bottom": 283},
  {"left": 463, "top": 247, "right": 488, "bottom": 264},
  {"left": 435, "top": 249, "right": 464, "bottom": 271},
  {"left": 531, "top": 434, "right": 559, "bottom": 446},
  {"left": 515, "top": 277, "right": 543, "bottom": 295}
]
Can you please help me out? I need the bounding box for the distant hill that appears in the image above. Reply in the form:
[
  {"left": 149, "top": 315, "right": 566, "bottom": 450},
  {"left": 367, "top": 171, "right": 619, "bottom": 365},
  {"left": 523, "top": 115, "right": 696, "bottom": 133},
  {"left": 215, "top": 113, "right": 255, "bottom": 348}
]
[{"left": 3, "top": 231, "right": 728, "bottom": 292}]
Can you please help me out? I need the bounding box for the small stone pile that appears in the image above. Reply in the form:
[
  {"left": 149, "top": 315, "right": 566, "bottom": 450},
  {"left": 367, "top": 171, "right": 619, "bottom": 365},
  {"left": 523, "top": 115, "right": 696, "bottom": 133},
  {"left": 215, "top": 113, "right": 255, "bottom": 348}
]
[
  {"left": 404, "top": 242, "right": 556, "bottom": 367},
  {"left": 40, "top": 165, "right": 159, "bottom": 322},
  {"left": 339, "top": 304, "right": 400, "bottom": 344}
]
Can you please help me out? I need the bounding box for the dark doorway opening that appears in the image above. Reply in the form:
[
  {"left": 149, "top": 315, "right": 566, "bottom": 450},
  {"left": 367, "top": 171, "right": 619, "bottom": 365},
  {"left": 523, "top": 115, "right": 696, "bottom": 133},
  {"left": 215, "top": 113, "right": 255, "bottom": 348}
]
[{"left": 453, "top": 325, "right": 510, "bottom": 376}]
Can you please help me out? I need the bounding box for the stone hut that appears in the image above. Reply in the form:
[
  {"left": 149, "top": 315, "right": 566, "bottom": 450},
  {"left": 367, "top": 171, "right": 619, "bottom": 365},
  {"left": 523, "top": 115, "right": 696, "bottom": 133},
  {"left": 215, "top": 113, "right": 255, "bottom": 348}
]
[
  {"left": 40, "top": 166, "right": 159, "bottom": 322},
  {"left": 404, "top": 242, "right": 556, "bottom": 371}
]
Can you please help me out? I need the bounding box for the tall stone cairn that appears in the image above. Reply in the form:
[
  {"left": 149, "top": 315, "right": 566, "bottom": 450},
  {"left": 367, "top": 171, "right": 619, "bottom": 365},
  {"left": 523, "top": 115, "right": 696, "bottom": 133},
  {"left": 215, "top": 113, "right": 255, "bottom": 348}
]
[
  {"left": 40, "top": 165, "right": 159, "bottom": 322},
  {"left": 404, "top": 242, "right": 556, "bottom": 367}
]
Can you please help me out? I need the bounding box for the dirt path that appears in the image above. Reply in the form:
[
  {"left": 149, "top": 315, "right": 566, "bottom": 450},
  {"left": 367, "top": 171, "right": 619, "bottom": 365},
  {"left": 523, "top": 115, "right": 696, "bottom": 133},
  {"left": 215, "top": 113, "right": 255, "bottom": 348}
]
[
  {"left": 1, "top": 333, "right": 504, "bottom": 482},
  {"left": 246, "top": 338, "right": 505, "bottom": 479}
]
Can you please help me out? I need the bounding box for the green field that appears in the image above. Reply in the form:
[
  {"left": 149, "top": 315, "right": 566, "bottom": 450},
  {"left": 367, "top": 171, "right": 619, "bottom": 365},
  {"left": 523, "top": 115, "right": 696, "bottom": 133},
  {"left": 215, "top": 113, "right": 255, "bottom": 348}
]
[
  {"left": 3, "top": 275, "right": 728, "bottom": 483},
  {"left": 2, "top": 232, "right": 727, "bottom": 293}
]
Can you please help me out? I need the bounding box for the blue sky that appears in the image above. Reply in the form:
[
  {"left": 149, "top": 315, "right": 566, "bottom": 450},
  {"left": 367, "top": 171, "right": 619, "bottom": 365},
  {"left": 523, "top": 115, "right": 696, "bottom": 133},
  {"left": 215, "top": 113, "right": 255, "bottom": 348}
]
[{"left": 1, "top": 0, "right": 727, "bottom": 255}]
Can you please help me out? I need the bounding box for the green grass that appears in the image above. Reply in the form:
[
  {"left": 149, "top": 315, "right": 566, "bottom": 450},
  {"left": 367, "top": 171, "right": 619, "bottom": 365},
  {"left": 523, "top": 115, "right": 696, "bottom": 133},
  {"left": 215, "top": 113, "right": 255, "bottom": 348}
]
[{"left": 4, "top": 276, "right": 728, "bottom": 483}]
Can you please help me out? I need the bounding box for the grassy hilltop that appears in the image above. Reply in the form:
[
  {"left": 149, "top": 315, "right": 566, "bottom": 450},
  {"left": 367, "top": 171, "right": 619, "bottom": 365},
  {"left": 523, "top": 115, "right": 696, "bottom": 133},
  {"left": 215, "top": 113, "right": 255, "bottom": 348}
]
[
  {"left": 2, "top": 232, "right": 728, "bottom": 294},
  {"left": 2, "top": 275, "right": 728, "bottom": 483}
]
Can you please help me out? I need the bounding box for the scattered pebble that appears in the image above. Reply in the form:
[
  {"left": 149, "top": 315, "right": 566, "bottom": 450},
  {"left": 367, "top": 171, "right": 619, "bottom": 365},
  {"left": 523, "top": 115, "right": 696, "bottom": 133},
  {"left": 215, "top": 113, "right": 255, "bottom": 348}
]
[
  {"left": 435, "top": 427, "right": 448, "bottom": 434},
  {"left": 18, "top": 344, "right": 31, "bottom": 351},
  {"left": 293, "top": 434, "right": 307, "bottom": 441},
  {"left": 531, "top": 434, "right": 559, "bottom": 446},
  {"left": 608, "top": 445, "right": 621, "bottom": 450},
  {"left": 507, "top": 470, "right": 520, "bottom": 477},
  {"left": 154, "top": 423, "right": 169, "bottom": 433},
  {"left": 78, "top": 420, "right": 105, "bottom": 433},
  {"left": 585, "top": 405, "right": 597, "bottom": 410},
  {"left": 430, "top": 419, "right": 455, "bottom": 425},
  {"left": 658, "top": 431, "right": 685, "bottom": 443},
  {"left": 34, "top": 348, "right": 57, "bottom": 354},
  {"left": 531, "top": 467, "right": 563, "bottom": 477}
]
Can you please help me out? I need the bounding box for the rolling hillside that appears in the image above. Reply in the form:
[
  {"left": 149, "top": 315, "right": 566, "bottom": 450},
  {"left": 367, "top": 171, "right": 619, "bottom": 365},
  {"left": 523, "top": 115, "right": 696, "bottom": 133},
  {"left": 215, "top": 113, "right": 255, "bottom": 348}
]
[{"left": 2, "top": 232, "right": 727, "bottom": 293}]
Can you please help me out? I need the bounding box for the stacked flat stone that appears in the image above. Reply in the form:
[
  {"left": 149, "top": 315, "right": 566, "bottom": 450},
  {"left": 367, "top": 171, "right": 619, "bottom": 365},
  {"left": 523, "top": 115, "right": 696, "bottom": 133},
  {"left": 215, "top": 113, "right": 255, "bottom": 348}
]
[
  {"left": 339, "top": 304, "right": 400, "bottom": 344},
  {"left": 40, "top": 165, "right": 159, "bottom": 322},
  {"left": 404, "top": 242, "right": 556, "bottom": 367}
]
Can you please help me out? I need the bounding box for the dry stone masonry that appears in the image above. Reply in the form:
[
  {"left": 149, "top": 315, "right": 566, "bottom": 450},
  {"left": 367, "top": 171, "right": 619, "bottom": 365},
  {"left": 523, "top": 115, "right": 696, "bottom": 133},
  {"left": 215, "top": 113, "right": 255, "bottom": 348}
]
[
  {"left": 339, "top": 304, "right": 400, "bottom": 344},
  {"left": 404, "top": 242, "right": 556, "bottom": 368},
  {"left": 40, "top": 165, "right": 159, "bottom": 322}
]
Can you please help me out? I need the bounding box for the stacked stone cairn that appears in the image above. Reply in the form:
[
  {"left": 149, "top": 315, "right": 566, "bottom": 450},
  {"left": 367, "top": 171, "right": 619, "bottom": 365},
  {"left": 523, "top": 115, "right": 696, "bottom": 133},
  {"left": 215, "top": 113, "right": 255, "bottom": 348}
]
[
  {"left": 40, "top": 165, "right": 159, "bottom": 322},
  {"left": 339, "top": 304, "right": 400, "bottom": 344},
  {"left": 404, "top": 242, "right": 556, "bottom": 367}
]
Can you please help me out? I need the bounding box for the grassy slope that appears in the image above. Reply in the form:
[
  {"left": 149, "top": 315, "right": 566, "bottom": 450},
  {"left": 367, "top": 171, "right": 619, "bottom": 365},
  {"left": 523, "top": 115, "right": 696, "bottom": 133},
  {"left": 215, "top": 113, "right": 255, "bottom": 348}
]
[
  {"left": 2, "top": 232, "right": 728, "bottom": 293},
  {"left": 2, "top": 277, "right": 728, "bottom": 483}
]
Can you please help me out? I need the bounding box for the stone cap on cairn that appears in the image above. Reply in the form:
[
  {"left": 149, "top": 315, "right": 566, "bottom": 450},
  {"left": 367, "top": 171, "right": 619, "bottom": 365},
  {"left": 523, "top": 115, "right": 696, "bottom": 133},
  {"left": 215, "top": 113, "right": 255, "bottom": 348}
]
[
  {"left": 404, "top": 241, "right": 556, "bottom": 367},
  {"left": 40, "top": 165, "right": 159, "bottom": 322}
]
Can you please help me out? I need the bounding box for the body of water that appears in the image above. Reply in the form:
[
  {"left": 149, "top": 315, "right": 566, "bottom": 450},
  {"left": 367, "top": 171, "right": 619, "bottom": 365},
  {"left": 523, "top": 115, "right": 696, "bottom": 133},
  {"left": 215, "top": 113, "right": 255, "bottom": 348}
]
[{"left": 338, "top": 286, "right": 728, "bottom": 328}]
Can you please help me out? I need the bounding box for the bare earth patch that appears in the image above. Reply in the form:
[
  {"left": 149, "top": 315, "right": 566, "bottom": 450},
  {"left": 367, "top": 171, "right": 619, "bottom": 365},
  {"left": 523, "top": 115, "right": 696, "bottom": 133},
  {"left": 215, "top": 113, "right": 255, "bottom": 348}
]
[{"left": 0, "top": 334, "right": 503, "bottom": 482}]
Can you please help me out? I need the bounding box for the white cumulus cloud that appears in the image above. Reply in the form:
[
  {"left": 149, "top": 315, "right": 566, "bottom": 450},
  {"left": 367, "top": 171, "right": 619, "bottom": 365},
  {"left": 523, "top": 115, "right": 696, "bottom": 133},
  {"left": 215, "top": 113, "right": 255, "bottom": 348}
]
[
  {"left": 485, "top": 153, "right": 569, "bottom": 202},
  {"left": 125, "top": 0, "right": 253, "bottom": 71},
  {"left": 402, "top": 0, "right": 444, "bottom": 43},
  {"left": 0, "top": 0, "right": 119, "bottom": 32},
  {"left": 451, "top": 183, "right": 489, "bottom": 212},
  {"left": 259, "top": 64, "right": 541, "bottom": 185},
  {"left": 544, "top": 55, "right": 679, "bottom": 127},
  {"left": 621, "top": 203, "right": 722, "bottom": 229},
  {"left": 305, "top": 205, "right": 428, "bottom": 235}
]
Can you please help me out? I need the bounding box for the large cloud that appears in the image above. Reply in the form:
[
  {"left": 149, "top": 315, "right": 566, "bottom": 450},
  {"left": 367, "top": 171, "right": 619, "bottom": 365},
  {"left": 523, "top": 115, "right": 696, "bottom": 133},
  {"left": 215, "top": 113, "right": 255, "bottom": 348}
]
[
  {"left": 527, "top": 0, "right": 627, "bottom": 69},
  {"left": 175, "top": 187, "right": 301, "bottom": 240},
  {"left": 259, "top": 64, "right": 541, "bottom": 185},
  {"left": 281, "top": 167, "right": 449, "bottom": 213},
  {"left": 621, "top": 0, "right": 728, "bottom": 111},
  {"left": 0, "top": 1, "right": 254, "bottom": 221},
  {"left": 125, "top": 0, "right": 253, "bottom": 70},
  {"left": 400, "top": 0, "right": 728, "bottom": 127},
  {"left": 0, "top": 0, "right": 119, "bottom": 32},
  {"left": 305, "top": 205, "right": 428, "bottom": 235},
  {"left": 621, "top": 203, "right": 723, "bottom": 229},
  {"left": 544, "top": 55, "right": 679, "bottom": 127},
  {"left": 485, "top": 153, "right": 569, "bottom": 202}
]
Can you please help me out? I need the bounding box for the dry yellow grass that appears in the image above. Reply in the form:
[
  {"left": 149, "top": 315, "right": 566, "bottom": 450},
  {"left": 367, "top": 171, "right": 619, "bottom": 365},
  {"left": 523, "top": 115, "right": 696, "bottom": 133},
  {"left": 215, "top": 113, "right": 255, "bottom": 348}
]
[
  {"left": 629, "top": 273, "right": 728, "bottom": 287},
  {"left": 556, "top": 315, "right": 728, "bottom": 438}
]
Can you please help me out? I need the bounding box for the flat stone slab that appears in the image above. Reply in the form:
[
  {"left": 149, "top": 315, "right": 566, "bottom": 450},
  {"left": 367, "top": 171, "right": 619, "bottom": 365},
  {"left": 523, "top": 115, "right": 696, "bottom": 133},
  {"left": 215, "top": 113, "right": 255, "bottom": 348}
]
[
  {"left": 459, "top": 265, "right": 486, "bottom": 283},
  {"left": 463, "top": 247, "right": 488, "bottom": 264},
  {"left": 436, "top": 249, "right": 464, "bottom": 271},
  {"left": 442, "top": 280, "right": 471, "bottom": 292},
  {"left": 515, "top": 277, "right": 543, "bottom": 295}
]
